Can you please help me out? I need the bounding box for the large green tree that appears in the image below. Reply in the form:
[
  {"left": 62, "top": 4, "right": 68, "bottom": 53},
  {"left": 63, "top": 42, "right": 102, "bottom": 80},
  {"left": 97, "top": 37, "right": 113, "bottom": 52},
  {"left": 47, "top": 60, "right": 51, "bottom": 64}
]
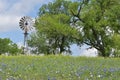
[
  {"left": 70, "top": 0, "right": 120, "bottom": 57},
  {"left": 28, "top": 0, "right": 79, "bottom": 55}
]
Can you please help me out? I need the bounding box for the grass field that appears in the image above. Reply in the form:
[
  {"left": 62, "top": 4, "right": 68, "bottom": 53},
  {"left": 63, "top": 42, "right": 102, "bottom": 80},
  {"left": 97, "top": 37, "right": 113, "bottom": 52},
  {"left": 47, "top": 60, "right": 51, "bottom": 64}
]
[{"left": 0, "top": 55, "right": 120, "bottom": 80}]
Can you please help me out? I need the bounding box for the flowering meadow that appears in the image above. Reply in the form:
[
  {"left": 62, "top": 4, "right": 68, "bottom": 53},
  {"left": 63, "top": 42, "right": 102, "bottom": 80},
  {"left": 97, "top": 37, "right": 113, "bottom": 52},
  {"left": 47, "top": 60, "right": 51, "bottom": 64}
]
[{"left": 0, "top": 55, "right": 120, "bottom": 80}]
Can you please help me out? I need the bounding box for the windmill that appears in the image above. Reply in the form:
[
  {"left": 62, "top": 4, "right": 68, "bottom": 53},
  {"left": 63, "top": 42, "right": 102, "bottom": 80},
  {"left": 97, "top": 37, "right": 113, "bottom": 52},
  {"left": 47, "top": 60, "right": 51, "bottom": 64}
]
[{"left": 19, "top": 16, "right": 34, "bottom": 54}]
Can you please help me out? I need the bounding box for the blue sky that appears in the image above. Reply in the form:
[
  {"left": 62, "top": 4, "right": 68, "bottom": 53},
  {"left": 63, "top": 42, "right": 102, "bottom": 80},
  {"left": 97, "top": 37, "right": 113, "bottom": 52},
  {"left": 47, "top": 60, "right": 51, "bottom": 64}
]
[
  {"left": 0, "top": 0, "right": 97, "bottom": 56},
  {"left": 0, "top": 0, "right": 53, "bottom": 43}
]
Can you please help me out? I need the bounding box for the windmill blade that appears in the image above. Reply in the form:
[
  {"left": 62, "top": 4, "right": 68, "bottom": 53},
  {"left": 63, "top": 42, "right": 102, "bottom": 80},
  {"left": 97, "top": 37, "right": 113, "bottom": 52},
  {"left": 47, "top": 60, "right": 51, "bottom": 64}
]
[
  {"left": 20, "top": 26, "right": 25, "bottom": 30},
  {"left": 21, "top": 18, "right": 25, "bottom": 21}
]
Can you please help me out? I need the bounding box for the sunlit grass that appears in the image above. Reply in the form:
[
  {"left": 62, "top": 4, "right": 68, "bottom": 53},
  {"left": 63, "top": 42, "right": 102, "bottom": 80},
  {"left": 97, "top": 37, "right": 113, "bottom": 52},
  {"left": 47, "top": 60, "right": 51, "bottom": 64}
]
[{"left": 0, "top": 55, "right": 120, "bottom": 80}]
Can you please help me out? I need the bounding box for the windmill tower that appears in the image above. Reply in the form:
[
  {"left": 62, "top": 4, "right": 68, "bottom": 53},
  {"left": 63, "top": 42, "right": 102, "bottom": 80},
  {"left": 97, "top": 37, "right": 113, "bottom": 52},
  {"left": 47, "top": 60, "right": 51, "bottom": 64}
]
[{"left": 19, "top": 16, "right": 34, "bottom": 54}]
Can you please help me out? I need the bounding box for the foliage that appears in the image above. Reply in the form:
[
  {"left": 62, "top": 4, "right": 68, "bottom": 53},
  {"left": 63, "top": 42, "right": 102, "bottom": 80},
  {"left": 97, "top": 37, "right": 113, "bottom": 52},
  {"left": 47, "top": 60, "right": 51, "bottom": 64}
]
[
  {"left": 111, "top": 34, "right": 120, "bottom": 57},
  {"left": 28, "top": 0, "right": 79, "bottom": 55},
  {"left": 28, "top": 0, "right": 120, "bottom": 57},
  {"left": 0, "top": 38, "right": 21, "bottom": 55},
  {"left": 70, "top": 0, "right": 120, "bottom": 57},
  {"left": 0, "top": 55, "right": 120, "bottom": 79}
]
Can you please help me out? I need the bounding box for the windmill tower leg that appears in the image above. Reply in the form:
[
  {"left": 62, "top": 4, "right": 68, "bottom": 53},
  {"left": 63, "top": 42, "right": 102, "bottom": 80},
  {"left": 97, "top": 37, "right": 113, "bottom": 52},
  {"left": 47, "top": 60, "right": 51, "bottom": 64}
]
[{"left": 23, "top": 31, "right": 28, "bottom": 54}]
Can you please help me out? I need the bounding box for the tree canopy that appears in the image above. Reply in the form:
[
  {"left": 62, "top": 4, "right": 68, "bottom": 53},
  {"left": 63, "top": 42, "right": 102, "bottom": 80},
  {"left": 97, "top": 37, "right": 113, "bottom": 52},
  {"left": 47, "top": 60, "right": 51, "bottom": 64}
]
[
  {"left": 28, "top": 0, "right": 79, "bottom": 55},
  {"left": 71, "top": 0, "right": 120, "bottom": 57},
  {"left": 28, "top": 0, "right": 120, "bottom": 57}
]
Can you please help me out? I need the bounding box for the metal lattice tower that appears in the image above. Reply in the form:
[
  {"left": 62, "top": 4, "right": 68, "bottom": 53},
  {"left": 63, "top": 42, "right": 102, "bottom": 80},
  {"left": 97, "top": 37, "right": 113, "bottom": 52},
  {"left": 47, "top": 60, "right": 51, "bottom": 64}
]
[{"left": 19, "top": 16, "right": 34, "bottom": 54}]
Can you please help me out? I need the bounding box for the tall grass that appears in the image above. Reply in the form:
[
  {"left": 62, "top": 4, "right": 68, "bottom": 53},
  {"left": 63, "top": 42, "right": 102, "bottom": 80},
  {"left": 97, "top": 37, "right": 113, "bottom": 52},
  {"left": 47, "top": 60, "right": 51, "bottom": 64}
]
[{"left": 0, "top": 55, "right": 120, "bottom": 80}]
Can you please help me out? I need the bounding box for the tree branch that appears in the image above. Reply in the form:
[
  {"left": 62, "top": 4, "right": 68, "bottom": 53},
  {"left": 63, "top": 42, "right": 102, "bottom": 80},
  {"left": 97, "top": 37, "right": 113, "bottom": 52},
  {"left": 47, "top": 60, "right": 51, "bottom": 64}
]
[{"left": 70, "top": 1, "right": 85, "bottom": 23}]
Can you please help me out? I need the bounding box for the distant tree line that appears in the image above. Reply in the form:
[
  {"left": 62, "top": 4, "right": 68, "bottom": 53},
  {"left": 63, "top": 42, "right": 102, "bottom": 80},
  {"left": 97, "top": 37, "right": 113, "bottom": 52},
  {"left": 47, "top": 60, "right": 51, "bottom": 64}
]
[{"left": 0, "top": 38, "right": 21, "bottom": 55}]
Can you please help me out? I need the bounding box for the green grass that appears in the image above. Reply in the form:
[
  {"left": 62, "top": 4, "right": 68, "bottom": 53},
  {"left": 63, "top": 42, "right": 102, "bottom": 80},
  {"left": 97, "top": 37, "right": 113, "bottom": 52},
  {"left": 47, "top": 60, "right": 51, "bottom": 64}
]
[{"left": 0, "top": 55, "right": 120, "bottom": 80}]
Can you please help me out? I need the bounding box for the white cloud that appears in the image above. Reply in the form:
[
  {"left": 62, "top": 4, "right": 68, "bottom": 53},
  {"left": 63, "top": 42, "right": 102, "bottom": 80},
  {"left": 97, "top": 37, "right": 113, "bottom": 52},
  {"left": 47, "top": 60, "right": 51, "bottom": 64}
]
[
  {"left": 0, "top": 15, "right": 21, "bottom": 32},
  {"left": 80, "top": 48, "right": 98, "bottom": 57},
  {"left": 0, "top": 0, "right": 8, "bottom": 13},
  {"left": 8, "top": 0, "right": 40, "bottom": 15},
  {"left": 0, "top": 0, "right": 53, "bottom": 32},
  {"left": 17, "top": 42, "right": 24, "bottom": 48},
  {"left": 71, "top": 44, "right": 98, "bottom": 57}
]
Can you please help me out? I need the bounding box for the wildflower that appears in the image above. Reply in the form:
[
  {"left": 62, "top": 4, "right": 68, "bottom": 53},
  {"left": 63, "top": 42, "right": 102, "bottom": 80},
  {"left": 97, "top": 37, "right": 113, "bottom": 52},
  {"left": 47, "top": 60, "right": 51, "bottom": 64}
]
[
  {"left": 0, "top": 69, "right": 2, "bottom": 72},
  {"left": 56, "top": 70, "right": 60, "bottom": 74},
  {"left": 97, "top": 75, "right": 102, "bottom": 78},
  {"left": 90, "top": 72, "right": 93, "bottom": 77},
  {"left": 109, "top": 68, "right": 115, "bottom": 73}
]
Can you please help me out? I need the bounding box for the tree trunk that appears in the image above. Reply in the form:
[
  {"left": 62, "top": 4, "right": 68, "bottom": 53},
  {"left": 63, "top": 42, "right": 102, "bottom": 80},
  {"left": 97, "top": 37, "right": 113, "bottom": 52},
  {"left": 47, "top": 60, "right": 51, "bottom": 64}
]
[
  {"left": 98, "top": 46, "right": 110, "bottom": 57},
  {"left": 59, "top": 36, "right": 65, "bottom": 54}
]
